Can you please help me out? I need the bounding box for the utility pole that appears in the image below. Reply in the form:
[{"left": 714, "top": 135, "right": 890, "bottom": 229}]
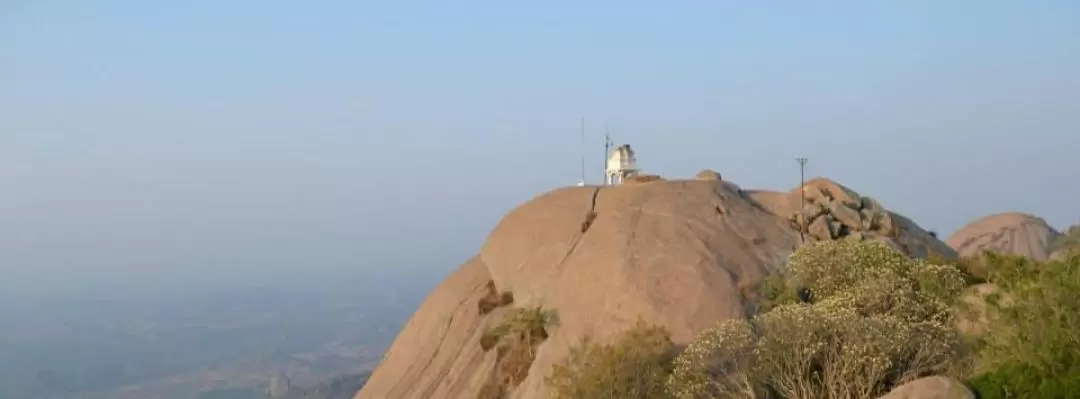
[{"left": 796, "top": 157, "right": 809, "bottom": 243}]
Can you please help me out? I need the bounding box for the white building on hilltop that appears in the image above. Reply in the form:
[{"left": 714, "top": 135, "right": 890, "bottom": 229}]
[{"left": 605, "top": 143, "right": 639, "bottom": 185}]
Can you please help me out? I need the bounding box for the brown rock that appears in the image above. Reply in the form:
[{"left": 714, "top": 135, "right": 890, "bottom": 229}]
[
  {"left": 808, "top": 215, "right": 832, "bottom": 241},
  {"left": 860, "top": 196, "right": 882, "bottom": 212},
  {"left": 846, "top": 231, "right": 865, "bottom": 242},
  {"left": 828, "top": 219, "right": 843, "bottom": 237},
  {"left": 890, "top": 212, "right": 958, "bottom": 260},
  {"left": 695, "top": 169, "right": 722, "bottom": 180},
  {"left": 875, "top": 211, "right": 896, "bottom": 236},
  {"left": 795, "top": 178, "right": 862, "bottom": 208},
  {"left": 829, "top": 201, "right": 863, "bottom": 229},
  {"left": 860, "top": 209, "right": 874, "bottom": 230},
  {"left": 877, "top": 376, "right": 975, "bottom": 399},
  {"left": 624, "top": 174, "right": 664, "bottom": 184},
  {"left": 356, "top": 256, "right": 503, "bottom": 399}
]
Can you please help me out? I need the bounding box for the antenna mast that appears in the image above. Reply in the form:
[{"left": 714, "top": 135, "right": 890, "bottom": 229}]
[
  {"left": 579, "top": 118, "right": 586, "bottom": 186},
  {"left": 603, "top": 126, "right": 611, "bottom": 185}
]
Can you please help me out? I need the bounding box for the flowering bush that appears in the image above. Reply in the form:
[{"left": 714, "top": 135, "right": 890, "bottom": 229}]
[{"left": 668, "top": 240, "right": 967, "bottom": 399}]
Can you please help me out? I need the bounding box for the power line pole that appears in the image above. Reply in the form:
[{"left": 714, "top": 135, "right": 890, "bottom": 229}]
[{"left": 796, "top": 157, "right": 809, "bottom": 243}]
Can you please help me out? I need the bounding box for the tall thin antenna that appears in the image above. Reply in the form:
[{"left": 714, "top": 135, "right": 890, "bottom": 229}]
[
  {"left": 796, "top": 157, "right": 809, "bottom": 243},
  {"left": 579, "top": 118, "right": 586, "bottom": 186},
  {"left": 603, "top": 126, "right": 611, "bottom": 185}
]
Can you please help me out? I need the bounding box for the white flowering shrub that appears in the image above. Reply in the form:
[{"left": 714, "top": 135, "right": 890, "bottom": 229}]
[{"left": 668, "top": 240, "right": 967, "bottom": 399}]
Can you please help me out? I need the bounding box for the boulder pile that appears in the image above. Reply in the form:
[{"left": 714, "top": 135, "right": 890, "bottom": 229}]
[
  {"left": 789, "top": 178, "right": 896, "bottom": 242},
  {"left": 786, "top": 178, "right": 954, "bottom": 259}
]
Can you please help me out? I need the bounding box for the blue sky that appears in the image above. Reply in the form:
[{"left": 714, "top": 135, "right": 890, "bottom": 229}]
[{"left": 2, "top": 1, "right": 1079, "bottom": 290}]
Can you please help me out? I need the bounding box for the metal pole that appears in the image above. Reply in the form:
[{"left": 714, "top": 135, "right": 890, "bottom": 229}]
[
  {"left": 603, "top": 128, "right": 611, "bottom": 185},
  {"left": 580, "top": 118, "right": 586, "bottom": 185},
  {"left": 796, "top": 157, "right": 809, "bottom": 243}
]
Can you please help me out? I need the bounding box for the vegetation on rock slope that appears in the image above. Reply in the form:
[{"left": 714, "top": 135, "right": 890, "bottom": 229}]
[
  {"left": 545, "top": 241, "right": 1080, "bottom": 399},
  {"left": 478, "top": 307, "right": 558, "bottom": 399}
]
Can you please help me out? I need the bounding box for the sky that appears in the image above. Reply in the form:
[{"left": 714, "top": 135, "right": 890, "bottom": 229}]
[{"left": 2, "top": 1, "right": 1079, "bottom": 292}]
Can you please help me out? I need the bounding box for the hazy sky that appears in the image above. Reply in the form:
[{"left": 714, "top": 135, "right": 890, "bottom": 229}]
[{"left": 3, "top": 1, "right": 1079, "bottom": 291}]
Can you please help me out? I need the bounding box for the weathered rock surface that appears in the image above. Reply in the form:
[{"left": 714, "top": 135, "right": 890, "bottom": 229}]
[
  {"left": 356, "top": 257, "right": 502, "bottom": 399},
  {"left": 946, "top": 212, "right": 1061, "bottom": 260},
  {"left": 623, "top": 173, "right": 665, "bottom": 184},
  {"left": 694, "top": 169, "right": 722, "bottom": 180},
  {"left": 356, "top": 177, "right": 955, "bottom": 399},
  {"left": 752, "top": 177, "right": 956, "bottom": 259},
  {"left": 877, "top": 376, "right": 975, "bottom": 399}
]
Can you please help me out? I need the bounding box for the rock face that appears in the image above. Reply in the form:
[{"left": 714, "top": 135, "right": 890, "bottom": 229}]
[
  {"left": 751, "top": 177, "right": 956, "bottom": 259},
  {"left": 877, "top": 376, "right": 975, "bottom": 399},
  {"left": 356, "top": 177, "right": 954, "bottom": 399},
  {"left": 946, "top": 212, "right": 1061, "bottom": 260}
]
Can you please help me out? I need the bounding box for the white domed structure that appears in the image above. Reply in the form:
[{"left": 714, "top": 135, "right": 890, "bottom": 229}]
[{"left": 605, "top": 144, "right": 639, "bottom": 185}]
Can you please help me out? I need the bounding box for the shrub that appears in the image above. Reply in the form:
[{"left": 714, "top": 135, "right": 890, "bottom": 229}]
[
  {"left": 477, "top": 280, "right": 515, "bottom": 316},
  {"left": 477, "top": 307, "right": 558, "bottom": 398},
  {"left": 669, "top": 240, "right": 967, "bottom": 399},
  {"left": 754, "top": 275, "right": 800, "bottom": 313},
  {"left": 967, "top": 253, "right": 1080, "bottom": 398},
  {"left": 547, "top": 320, "right": 675, "bottom": 399},
  {"left": 968, "top": 361, "right": 1080, "bottom": 399},
  {"left": 927, "top": 251, "right": 988, "bottom": 286}
]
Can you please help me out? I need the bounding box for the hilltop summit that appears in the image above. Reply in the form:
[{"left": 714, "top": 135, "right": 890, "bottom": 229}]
[
  {"left": 355, "top": 176, "right": 952, "bottom": 399},
  {"left": 946, "top": 212, "right": 1061, "bottom": 261}
]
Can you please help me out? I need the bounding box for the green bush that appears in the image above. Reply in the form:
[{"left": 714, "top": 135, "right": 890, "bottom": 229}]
[
  {"left": 669, "top": 240, "right": 968, "bottom": 399},
  {"left": 967, "top": 253, "right": 1080, "bottom": 398},
  {"left": 968, "top": 361, "right": 1080, "bottom": 399},
  {"left": 547, "top": 321, "right": 675, "bottom": 399}
]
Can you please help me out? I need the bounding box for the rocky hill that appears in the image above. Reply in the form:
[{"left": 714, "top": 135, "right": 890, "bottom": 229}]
[
  {"left": 945, "top": 212, "right": 1061, "bottom": 260},
  {"left": 354, "top": 175, "right": 953, "bottom": 399}
]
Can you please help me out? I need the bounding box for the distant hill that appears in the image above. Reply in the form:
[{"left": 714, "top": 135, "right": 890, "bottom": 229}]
[
  {"left": 263, "top": 372, "right": 370, "bottom": 399},
  {"left": 1050, "top": 224, "right": 1080, "bottom": 259},
  {"left": 287, "top": 372, "right": 370, "bottom": 399},
  {"left": 946, "top": 212, "right": 1061, "bottom": 260}
]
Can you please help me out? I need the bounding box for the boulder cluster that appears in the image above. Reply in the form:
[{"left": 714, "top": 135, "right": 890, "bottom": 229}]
[{"left": 789, "top": 179, "right": 897, "bottom": 244}]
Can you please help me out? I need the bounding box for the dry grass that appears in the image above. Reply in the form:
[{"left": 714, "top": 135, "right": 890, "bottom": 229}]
[
  {"left": 477, "top": 280, "right": 515, "bottom": 316},
  {"left": 547, "top": 321, "right": 676, "bottom": 399},
  {"left": 476, "top": 307, "right": 558, "bottom": 399}
]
